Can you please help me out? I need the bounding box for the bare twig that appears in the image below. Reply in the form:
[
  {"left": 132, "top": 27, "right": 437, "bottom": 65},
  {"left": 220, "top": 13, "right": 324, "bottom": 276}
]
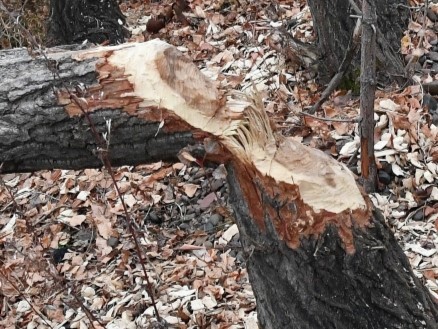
[{"left": 299, "top": 111, "right": 359, "bottom": 123}]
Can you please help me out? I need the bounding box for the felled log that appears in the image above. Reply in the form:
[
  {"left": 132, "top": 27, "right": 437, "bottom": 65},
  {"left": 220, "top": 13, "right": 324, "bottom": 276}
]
[
  {"left": 0, "top": 44, "right": 195, "bottom": 172},
  {"left": 0, "top": 41, "right": 437, "bottom": 328}
]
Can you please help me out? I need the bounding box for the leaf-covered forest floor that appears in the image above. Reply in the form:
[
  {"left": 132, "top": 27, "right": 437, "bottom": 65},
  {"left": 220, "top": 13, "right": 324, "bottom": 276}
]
[{"left": 1, "top": 0, "right": 438, "bottom": 328}]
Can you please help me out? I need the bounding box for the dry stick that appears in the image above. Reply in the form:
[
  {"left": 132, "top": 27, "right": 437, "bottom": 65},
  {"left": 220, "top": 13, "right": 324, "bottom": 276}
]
[
  {"left": 307, "top": 17, "right": 362, "bottom": 114},
  {"left": 299, "top": 111, "right": 359, "bottom": 123},
  {"left": 420, "top": 0, "right": 429, "bottom": 55},
  {"left": 0, "top": 3, "right": 163, "bottom": 325},
  {"left": 71, "top": 100, "right": 162, "bottom": 323},
  {"left": 0, "top": 270, "right": 54, "bottom": 329}
]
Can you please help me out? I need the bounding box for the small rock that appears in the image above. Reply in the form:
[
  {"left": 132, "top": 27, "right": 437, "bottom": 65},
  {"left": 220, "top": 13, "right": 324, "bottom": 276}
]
[
  {"left": 412, "top": 211, "right": 425, "bottom": 221},
  {"left": 235, "top": 251, "right": 245, "bottom": 264},
  {"left": 431, "top": 62, "right": 438, "bottom": 74},
  {"left": 427, "top": 8, "right": 438, "bottom": 22},
  {"left": 203, "top": 222, "right": 214, "bottom": 232},
  {"left": 52, "top": 247, "right": 69, "bottom": 264},
  {"left": 107, "top": 236, "right": 119, "bottom": 247},
  {"left": 208, "top": 213, "right": 223, "bottom": 226},
  {"left": 75, "top": 229, "right": 93, "bottom": 241},
  {"left": 231, "top": 232, "right": 241, "bottom": 244},
  {"left": 423, "top": 94, "right": 438, "bottom": 113},
  {"left": 220, "top": 185, "right": 228, "bottom": 195},
  {"left": 183, "top": 213, "right": 197, "bottom": 221},
  {"left": 179, "top": 223, "right": 191, "bottom": 231},
  {"left": 147, "top": 211, "right": 162, "bottom": 224},
  {"left": 210, "top": 179, "right": 224, "bottom": 191},
  {"left": 193, "top": 169, "right": 206, "bottom": 180},
  {"left": 432, "top": 113, "right": 438, "bottom": 125},
  {"left": 412, "top": 62, "right": 422, "bottom": 72},
  {"left": 378, "top": 170, "right": 391, "bottom": 185},
  {"left": 427, "top": 51, "right": 438, "bottom": 62}
]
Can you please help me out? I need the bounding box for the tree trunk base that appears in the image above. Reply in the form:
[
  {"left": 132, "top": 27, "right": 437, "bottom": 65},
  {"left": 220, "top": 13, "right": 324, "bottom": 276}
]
[
  {"left": 46, "top": 0, "right": 129, "bottom": 46},
  {"left": 227, "top": 164, "right": 438, "bottom": 329}
]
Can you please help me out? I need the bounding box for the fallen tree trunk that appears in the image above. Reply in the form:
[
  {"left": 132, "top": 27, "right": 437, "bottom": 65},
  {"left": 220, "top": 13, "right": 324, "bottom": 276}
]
[
  {"left": 0, "top": 41, "right": 437, "bottom": 328},
  {"left": 0, "top": 45, "right": 195, "bottom": 172}
]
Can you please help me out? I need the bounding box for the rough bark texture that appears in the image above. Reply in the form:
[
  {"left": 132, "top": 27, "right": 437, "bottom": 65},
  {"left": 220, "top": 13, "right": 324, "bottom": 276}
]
[
  {"left": 307, "top": 0, "right": 408, "bottom": 85},
  {"left": 227, "top": 164, "right": 438, "bottom": 329},
  {"left": 46, "top": 0, "right": 128, "bottom": 46},
  {"left": 0, "top": 42, "right": 437, "bottom": 329},
  {"left": 0, "top": 46, "right": 194, "bottom": 173}
]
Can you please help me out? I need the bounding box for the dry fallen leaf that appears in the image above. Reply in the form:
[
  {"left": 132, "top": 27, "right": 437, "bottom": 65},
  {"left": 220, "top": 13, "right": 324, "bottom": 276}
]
[{"left": 183, "top": 183, "right": 199, "bottom": 197}]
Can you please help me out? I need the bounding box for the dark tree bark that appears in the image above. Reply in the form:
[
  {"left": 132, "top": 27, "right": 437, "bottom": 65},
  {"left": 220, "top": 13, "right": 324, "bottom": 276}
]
[
  {"left": 0, "top": 42, "right": 437, "bottom": 328},
  {"left": 46, "top": 0, "right": 128, "bottom": 46},
  {"left": 307, "top": 0, "right": 408, "bottom": 85},
  {"left": 0, "top": 46, "right": 194, "bottom": 173},
  {"left": 227, "top": 165, "right": 438, "bottom": 328}
]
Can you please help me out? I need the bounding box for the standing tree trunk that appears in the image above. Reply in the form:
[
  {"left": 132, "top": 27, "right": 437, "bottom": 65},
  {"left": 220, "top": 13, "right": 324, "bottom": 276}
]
[
  {"left": 0, "top": 41, "right": 437, "bottom": 328},
  {"left": 307, "top": 0, "right": 408, "bottom": 86},
  {"left": 46, "top": 0, "right": 128, "bottom": 46}
]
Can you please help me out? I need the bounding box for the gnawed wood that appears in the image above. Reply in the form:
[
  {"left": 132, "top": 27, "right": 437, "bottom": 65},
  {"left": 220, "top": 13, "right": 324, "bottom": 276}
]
[
  {"left": 51, "top": 40, "right": 370, "bottom": 249},
  {"left": 0, "top": 41, "right": 437, "bottom": 328}
]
